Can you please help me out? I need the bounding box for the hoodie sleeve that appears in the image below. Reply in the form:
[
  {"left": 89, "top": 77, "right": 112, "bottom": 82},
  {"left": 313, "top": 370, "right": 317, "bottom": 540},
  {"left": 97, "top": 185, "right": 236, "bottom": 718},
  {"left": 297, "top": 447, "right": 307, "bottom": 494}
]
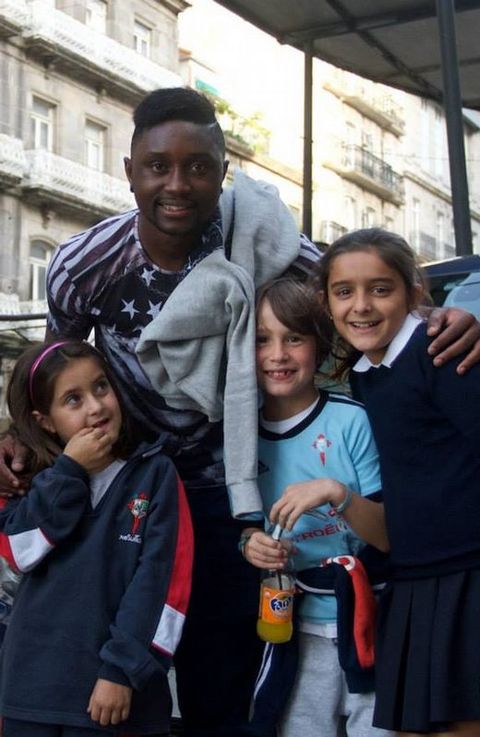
[
  {"left": 97, "top": 457, "right": 194, "bottom": 691},
  {"left": 0, "top": 454, "right": 90, "bottom": 573}
]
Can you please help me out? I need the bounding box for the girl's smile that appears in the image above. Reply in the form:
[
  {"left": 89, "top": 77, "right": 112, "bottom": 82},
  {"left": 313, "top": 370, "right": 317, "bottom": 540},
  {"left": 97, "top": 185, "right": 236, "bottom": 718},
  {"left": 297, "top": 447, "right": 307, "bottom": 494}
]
[{"left": 327, "top": 249, "right": 420, "bottom": 365}]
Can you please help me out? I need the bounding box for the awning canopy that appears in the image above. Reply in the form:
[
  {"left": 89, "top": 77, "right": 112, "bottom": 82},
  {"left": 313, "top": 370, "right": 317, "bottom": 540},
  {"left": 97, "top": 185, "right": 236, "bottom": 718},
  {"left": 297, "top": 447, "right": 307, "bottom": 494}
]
[
  {"left": 215, "top": 0, "right": 480, "bottom": 254},
  {"left": 215, "top": 0, "right": 480, "bottom": 110}
]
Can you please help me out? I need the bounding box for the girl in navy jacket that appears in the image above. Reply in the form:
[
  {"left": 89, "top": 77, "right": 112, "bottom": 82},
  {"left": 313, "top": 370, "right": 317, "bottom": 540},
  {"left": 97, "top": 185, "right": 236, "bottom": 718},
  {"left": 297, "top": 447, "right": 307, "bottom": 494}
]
[{"left": 0, "top": 340, "right": 193, "bottom": 737}]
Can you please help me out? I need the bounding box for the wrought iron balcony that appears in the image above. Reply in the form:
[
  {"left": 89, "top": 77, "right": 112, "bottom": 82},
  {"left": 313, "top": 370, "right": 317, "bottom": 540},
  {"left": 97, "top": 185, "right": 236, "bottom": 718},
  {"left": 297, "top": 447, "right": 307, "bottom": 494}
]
[
  {"left": 3, "top": 0, "right": 181, "bottom": 102},
  {"left": 330, "top": 144, "right": 404, "bottom": 205},
  {"left": 23, "top": 149, "right": 135, "bottom": 218}
]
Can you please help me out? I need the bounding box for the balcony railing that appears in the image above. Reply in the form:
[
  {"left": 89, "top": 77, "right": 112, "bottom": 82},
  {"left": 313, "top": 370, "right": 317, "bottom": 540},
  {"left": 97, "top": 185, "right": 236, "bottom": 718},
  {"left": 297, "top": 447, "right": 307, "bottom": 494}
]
[
  {"left": 3, "top": 0, "right": 181, "bottom": 101},
  {"left": 324, "top": 70, "right": 405, "bottom": 136},
  {"left": 0, "top": 134, "right": 26, "bottom": 187},
  {"left": 23, "top": 149, "right": 134, "bottom": 217},
  {"left": 340, "top": 144, "right": 404, "bottom": 204}
]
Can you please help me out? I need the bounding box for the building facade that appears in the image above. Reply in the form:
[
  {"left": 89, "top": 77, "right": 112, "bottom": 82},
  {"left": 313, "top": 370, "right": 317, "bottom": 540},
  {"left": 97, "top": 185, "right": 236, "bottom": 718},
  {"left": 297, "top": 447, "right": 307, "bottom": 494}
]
[{"left": 0, "top": 0, "right": 479, "bottom": 418}]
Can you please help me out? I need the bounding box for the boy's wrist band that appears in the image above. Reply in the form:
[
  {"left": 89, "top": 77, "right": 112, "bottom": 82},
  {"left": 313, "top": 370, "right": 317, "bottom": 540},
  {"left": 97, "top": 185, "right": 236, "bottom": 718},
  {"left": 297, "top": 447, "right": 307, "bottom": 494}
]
[
  {"left": 238, "top": 531, "right": 254, "bottom": 557},
  {"left": 330, "top": 487, "right": 353, "bottom": 515}
]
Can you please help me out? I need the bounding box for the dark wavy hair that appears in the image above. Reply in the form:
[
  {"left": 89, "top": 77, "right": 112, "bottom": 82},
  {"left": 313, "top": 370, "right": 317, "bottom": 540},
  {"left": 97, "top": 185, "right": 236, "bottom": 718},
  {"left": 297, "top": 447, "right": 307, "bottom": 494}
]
[
  {"left": 7, "top": 341, "right": 137, "bottom": 478},
  {"left": 256, "top": 277, "right": 334, "bottom": 368},
  {"left": 310, "top": 227, "right": 425, "bottom": 377},
  {"left": 131, "top": 87, "right": 225, "bottom": 155}
]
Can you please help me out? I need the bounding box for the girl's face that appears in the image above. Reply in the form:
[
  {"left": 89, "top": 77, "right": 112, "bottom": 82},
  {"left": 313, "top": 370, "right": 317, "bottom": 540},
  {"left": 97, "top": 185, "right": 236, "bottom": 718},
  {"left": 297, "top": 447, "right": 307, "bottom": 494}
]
[
  {"left": 36, "top": 357, "right": 122, "bottom": 446},
  {"left": 327, "top": 248, "right": 419, "bottom": 364},
  {"left": 256, "top": 298, "right": 318, "bottom": 420}
]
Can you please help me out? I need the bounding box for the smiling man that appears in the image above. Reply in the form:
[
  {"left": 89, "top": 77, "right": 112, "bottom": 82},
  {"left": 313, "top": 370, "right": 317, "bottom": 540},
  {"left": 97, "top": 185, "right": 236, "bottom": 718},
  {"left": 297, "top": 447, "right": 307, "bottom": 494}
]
[{"left": 41, "top": 87, "right": 320, "bottom": 737}]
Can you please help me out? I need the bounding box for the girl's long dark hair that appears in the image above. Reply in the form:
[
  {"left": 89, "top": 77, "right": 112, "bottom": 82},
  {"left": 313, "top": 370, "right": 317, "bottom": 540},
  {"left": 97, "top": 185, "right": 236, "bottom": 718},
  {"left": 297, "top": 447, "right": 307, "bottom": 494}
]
[{"left": 7, "top": 341, "right": 137, "bottom": 478}]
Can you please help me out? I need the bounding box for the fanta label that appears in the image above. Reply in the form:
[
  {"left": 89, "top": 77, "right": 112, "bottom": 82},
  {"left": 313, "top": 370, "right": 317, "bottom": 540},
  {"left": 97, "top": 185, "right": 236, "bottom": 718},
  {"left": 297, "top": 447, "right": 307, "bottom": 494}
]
[{"left": 259, "top": 583, "right": 294, "bottom": 624}]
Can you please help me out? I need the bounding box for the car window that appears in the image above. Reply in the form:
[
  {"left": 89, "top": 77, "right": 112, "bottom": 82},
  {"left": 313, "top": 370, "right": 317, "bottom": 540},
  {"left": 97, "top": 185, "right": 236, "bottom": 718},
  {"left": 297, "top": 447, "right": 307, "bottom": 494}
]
[{"left": 428, "top": 271, "right": 480, "bottom": 318}]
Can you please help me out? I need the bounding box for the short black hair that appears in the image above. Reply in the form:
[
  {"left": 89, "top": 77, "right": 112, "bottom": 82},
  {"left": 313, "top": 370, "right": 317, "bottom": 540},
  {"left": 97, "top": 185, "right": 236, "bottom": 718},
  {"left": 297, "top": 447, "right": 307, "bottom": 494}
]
[{"left": 132, "top": 87, "right": 225, "bottom": 155}]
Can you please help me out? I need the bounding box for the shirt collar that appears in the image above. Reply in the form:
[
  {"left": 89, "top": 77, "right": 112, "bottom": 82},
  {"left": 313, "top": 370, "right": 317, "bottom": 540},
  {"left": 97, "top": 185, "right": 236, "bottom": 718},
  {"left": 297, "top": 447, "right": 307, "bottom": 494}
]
[{"left": 352, "top": 312, "right": 423, "bottom": 372}]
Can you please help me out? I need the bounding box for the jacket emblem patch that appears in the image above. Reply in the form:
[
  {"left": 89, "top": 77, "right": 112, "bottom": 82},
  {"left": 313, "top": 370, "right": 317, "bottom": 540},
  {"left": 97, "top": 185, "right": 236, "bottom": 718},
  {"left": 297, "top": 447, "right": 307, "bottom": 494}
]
[{"left": 127, "top": 493, "right": 150, "bottom": 534}]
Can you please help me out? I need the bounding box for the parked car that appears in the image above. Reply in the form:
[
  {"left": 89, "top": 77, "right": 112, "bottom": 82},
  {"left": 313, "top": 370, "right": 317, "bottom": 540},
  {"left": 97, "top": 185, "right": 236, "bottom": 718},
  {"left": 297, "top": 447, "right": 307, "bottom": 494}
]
[{"left": 422, "top": 255, "right": 480, "bottom": 319}]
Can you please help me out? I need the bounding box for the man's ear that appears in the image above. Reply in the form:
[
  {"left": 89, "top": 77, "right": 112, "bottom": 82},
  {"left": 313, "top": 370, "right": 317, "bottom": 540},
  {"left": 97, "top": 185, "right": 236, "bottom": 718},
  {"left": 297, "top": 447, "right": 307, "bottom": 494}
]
[
  {"left": 222, "top": 160, "right": 229, "bottom": 180},
  {"left": 32, "top": 411, "right": 55, "bottom": 435},
  {"left": 124, "top": 156, "right": 133, "bottom": 191}
]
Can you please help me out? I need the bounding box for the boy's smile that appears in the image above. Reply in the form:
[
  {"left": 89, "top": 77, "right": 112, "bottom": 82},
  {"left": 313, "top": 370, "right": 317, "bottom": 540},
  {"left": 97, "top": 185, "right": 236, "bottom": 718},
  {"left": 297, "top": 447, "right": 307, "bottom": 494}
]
[{"left": 256, "top": 299, "right": 318, "bottom": 421}]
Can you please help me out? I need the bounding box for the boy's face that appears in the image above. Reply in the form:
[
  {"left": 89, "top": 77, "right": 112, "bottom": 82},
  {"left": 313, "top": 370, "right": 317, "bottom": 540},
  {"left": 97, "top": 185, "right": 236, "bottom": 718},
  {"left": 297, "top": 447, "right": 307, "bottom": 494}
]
[{"left": 256, "top": 298, "right": 319, "bottom": 420}]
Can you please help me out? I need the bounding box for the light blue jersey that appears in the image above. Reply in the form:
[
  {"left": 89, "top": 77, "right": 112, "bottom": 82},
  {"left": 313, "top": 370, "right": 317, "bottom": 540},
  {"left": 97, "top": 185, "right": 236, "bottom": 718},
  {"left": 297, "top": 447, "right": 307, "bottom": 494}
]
[{"left": 258, "top": 391, "right": 381, "bottom": 626}]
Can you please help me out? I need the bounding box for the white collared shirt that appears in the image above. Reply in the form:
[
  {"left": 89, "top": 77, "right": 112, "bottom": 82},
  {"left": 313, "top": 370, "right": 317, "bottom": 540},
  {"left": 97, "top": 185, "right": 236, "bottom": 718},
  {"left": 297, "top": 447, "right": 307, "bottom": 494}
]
[{"left": 352, "top": 312, "right": 424, "bottom": 373}]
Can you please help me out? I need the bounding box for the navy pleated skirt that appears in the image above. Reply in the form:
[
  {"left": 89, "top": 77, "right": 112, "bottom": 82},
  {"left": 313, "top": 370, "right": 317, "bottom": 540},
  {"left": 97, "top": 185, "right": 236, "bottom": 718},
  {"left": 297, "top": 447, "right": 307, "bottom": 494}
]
[{"left": 373, "top": 568, "right": 480, "bottom": 733}]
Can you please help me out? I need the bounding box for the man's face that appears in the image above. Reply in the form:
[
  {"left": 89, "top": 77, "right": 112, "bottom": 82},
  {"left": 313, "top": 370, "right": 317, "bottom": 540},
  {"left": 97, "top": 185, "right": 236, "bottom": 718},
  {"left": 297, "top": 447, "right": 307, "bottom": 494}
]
[{"left": 124, "top": 120, "right": 228, "bottom": 239}]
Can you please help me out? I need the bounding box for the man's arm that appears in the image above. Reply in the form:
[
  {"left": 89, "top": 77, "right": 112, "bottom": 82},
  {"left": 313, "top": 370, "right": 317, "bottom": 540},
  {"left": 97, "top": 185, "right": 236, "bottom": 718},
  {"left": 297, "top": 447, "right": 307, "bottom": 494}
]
[{"left": 426, "top": 306, "right": 480, "bottom": 373}]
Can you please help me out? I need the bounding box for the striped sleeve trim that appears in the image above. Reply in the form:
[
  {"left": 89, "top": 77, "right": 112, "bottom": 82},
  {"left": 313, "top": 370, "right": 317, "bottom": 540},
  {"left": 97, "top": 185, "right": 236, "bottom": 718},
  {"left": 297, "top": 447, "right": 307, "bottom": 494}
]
[
  {"left": 152, "top": 476, "right": 193, "bottom": 655},
  {"left": 8, "top": 528, "right": 54, "bottom": 573}
]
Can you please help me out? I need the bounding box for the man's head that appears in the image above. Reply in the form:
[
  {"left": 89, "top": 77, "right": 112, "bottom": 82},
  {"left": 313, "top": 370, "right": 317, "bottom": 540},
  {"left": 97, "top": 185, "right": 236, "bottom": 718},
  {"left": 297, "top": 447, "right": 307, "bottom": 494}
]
[
  {"left": 125, "top": 88, "right": 228, "bottom": 249},
  {"left": 131, "top": 87, "right": 225, "bottom": 156}
]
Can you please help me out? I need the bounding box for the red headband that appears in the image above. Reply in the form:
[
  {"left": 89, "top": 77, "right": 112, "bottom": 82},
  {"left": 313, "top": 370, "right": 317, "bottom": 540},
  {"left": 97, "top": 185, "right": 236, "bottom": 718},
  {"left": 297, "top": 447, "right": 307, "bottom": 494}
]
[{"left": 28, "top": 341, "right": 70, "bottom": 403}]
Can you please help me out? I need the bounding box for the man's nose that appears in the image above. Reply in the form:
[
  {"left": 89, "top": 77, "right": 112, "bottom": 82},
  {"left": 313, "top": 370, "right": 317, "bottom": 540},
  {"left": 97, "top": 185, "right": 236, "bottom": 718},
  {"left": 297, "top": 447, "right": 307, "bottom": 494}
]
[{"left": 164, "top": 166, "right": 190, "bottom": 192}]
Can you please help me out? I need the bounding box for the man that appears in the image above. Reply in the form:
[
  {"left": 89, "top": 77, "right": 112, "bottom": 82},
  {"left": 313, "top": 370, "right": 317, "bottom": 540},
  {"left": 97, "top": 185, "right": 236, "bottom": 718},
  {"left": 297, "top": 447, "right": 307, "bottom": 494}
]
[
  {"left": 49, "top": 87, "right": 318, "bottom": 737},
  {"left": 1, "top": 87, "right": 480, "bottom": 736}
]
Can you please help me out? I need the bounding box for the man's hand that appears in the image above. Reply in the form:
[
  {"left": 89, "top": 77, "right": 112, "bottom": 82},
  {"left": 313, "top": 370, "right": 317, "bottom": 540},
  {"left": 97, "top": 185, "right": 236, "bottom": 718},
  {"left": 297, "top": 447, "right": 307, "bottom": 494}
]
[
  {"left": 63, "top": 427, "right": 115, "bottom": 473},
  {"left": 0, "top": 432, "right": 29, "bottom": 495},
  {"left": 87, "top": 678, "right": 132, "bottom": 726},
  {"left": 426, "top": 306, "right": 480, "bottom": 374}
]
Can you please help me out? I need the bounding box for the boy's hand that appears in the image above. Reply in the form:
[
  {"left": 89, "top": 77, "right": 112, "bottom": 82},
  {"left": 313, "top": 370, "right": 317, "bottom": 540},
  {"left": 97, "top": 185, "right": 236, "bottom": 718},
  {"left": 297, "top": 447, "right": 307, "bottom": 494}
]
[
  {"left": 63, "top": 427, "right": 114, "bottom": 473},
  {"left": 270, "top": 479, "right": 346, "bottom": 531},
  {"left": 426, "top": 306, "right": 480, "bottom": 373},
  {"left": 243, "top": 530, "right": 290, "bottom": 570},
  {"left": 87, "top": 678, "right": 132, "bottom": 726}
]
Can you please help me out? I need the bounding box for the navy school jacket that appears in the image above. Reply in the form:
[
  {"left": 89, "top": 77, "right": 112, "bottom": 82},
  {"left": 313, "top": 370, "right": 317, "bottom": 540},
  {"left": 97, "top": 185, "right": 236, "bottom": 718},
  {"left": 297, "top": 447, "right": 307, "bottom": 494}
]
[{"left": 0, "top": 440, "right": 193, "bottom": 734}]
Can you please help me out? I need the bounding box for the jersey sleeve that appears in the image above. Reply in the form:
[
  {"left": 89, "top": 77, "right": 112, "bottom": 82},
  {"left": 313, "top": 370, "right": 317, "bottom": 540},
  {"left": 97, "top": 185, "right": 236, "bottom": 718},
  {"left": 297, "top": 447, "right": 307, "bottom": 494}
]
[
  {"left": 344, "top": 408, "right": 382, "bottom": 497},
  {"left": 0, "top": 455, "right": 90, "bottom": 573},
  {"left": 97, "top": 459, "right": 194, "bottom": 690}
]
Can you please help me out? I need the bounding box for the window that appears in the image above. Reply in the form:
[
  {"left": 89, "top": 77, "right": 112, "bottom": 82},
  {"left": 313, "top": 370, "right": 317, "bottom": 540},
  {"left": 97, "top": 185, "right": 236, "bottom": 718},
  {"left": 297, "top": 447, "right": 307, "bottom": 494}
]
[
  {"left": 30, "top": 241, "right": 53, "bottom": 301},
  {"left": 134, "top": 20, "right": 151, "bottom": 57},
  {"left": 436, "top": 211, "right": 445, "bottom": 257},
  {"left": 85, "top": 119, "right": 106, "bottom": 171},
  {"left": 361, "top": 207, "right": 376, "bottom": 228},
  {"left": 31, "top": 97, "right": 55, "bottom": 151},
  {"left": 86, "top": 0, "right": 107, "bottom": 33},
  {"left": 343, "top": 196, "right": 356, "bottom": 230}
]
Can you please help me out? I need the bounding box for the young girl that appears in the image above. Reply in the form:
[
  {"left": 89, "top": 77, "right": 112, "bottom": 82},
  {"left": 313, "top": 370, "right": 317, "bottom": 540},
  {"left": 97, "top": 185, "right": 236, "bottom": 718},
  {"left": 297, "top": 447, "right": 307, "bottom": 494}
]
[
  {"left": 0, "top": 340, "right": 193, "bottom": 737},
  {"left": 315, "top": 227, "right": 480, "bottom": 736},
  {"left": 241, "top": 278, "right": 390, "bottom": 737}
]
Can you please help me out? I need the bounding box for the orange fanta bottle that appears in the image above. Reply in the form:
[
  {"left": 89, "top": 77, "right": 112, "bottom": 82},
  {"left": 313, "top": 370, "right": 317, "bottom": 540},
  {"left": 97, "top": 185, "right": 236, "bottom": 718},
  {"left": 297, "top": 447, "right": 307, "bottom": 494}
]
[{"left": 256, "top": 570, "right": 295, "bottom": 644}]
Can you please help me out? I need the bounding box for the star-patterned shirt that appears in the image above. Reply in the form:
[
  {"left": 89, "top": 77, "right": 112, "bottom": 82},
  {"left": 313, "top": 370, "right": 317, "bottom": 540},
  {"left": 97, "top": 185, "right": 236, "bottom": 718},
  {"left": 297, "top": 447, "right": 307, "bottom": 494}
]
[{"left": 47, "top": 207, "right": 320, "bottom": 487}]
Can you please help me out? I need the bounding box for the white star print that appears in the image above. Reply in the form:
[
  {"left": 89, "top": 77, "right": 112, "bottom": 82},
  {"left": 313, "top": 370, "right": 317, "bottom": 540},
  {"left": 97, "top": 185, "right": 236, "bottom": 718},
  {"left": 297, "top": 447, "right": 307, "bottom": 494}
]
[
  {"left": 147, "top": 301, "right": 162, "bottom": 320},
  {"left": 121, "top": 299, "right": 139, "bottom": 319},
  {"left": 140, "top": 268, "right": 156, "bottom": 287}
]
